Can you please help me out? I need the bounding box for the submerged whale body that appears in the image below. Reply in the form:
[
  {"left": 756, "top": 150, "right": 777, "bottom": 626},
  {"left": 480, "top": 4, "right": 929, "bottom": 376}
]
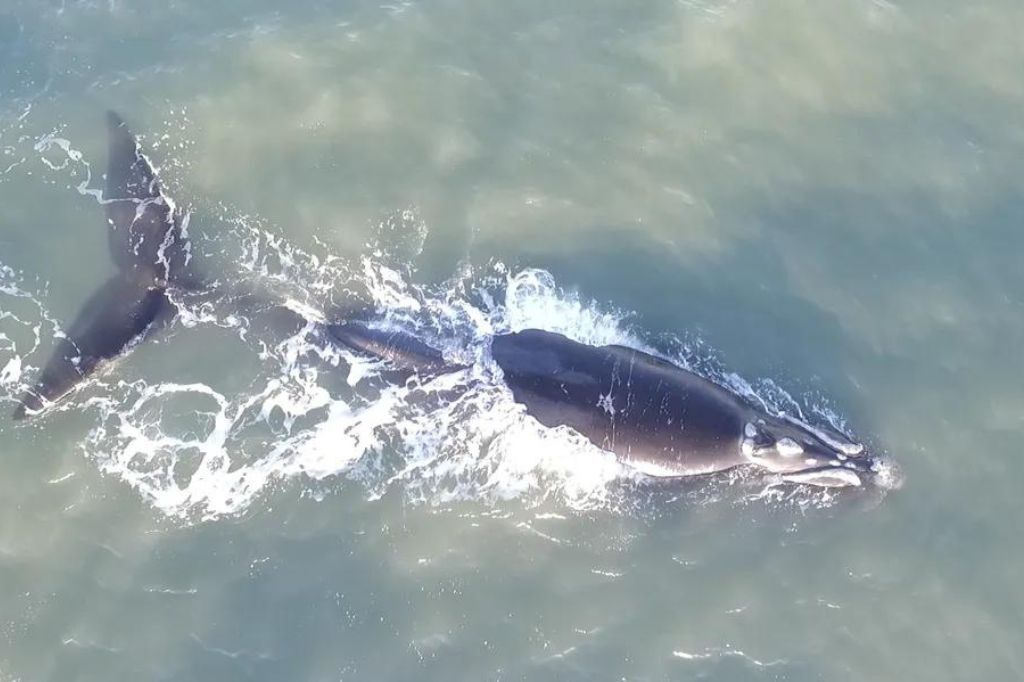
[
  {"left": 13, "top": 112, "right": 187, "bottom": 419},
  {"left": 329, "top": 322, "right": 887, "bottom": 489}
]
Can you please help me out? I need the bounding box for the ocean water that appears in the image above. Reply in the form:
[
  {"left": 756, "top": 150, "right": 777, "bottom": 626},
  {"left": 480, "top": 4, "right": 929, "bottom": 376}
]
[{"left": 1, "top": 1, "right": 1023, "bottom": 680}]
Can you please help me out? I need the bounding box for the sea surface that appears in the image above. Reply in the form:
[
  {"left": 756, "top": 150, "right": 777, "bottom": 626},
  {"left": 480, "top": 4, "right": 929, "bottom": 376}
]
[{"left": 1, "top": 1, "right": 1023, "bottom": 680}]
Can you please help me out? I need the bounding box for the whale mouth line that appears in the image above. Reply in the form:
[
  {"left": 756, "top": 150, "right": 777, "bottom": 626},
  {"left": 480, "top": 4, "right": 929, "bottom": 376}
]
[
  {"left": 781, "top": 466, "right": 863, "bottom": 488},
  {"left": 775, "top": 455, "right": 904, "bottom": 490}
]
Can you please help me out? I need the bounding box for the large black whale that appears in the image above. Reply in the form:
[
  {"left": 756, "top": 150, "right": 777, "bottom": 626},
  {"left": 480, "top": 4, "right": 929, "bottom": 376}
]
[
  {"left": 329, "top": 322, "right": 885, "bottom": 488},
  {"left": 11, "top": 114, "right": 891, "bottom": 491}
]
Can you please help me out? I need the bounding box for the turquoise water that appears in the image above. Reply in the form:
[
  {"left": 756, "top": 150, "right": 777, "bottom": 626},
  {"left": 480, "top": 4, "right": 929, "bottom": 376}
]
[{"left": 2, "top": 1, "right": 1023, "bottom": 679}]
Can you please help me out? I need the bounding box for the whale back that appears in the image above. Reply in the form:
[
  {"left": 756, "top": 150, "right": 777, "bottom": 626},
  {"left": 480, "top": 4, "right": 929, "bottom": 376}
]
[{"left": 491, "top": 329, "right": 753, "bottom": 476}]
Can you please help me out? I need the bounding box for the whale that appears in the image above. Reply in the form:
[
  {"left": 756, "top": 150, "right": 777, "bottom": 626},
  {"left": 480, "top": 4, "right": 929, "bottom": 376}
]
[
  {"left": 10, "top": 112, "right": 890, "bottom": 491},
  {"left": 328, "top": 322, "right": 884, "bottom": 488},
  {"left": 13, "top": 112, "right": 188, "bottom": 420}
]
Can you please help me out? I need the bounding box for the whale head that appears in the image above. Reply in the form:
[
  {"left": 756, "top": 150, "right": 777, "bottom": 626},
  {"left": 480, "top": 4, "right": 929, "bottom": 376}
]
[{"left": 740, "top": 415, "right": 901, "bottom": 489}]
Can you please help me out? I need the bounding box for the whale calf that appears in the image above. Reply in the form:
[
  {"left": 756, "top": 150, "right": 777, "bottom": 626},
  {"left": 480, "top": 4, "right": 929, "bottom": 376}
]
[
  {"left": 329, "top": 323, "right": 885, "bottom": 488},
  {"left": 13, "top": 112, "right": 188, "bottom": 419}
]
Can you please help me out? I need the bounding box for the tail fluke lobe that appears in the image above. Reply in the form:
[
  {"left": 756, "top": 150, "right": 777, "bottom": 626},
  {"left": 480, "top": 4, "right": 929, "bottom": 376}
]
[
  {"left": 104, "top": 110, "right": 185, "bottom": 286},
  {"left": 105, "top": 110, "right": 160, "bottom": 204},
  {"left": 13, "top": 277, "right": 169, "bottom": 420}
]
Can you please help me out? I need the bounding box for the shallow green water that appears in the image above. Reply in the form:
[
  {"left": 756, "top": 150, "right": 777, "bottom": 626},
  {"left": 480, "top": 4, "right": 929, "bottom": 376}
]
[{"left": 2, "top": 1, "right": 1023, "bottom": 680}]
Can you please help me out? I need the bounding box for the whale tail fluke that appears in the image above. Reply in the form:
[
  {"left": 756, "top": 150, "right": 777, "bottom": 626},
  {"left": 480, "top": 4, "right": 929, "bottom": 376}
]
[{"left": 13, "top": 111, "right": 183, "bottom": 420}]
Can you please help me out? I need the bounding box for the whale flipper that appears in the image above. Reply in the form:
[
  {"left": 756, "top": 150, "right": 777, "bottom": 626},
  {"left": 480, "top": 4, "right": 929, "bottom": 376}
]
[
  {"left": 13, "top": 276, "right": 168, "bottom": 420},
  {"left": 104, "top": 110, "right": 186, "bottom": 286}
]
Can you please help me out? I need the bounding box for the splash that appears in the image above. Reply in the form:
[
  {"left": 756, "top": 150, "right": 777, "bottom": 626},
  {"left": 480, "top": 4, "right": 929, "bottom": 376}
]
[
  {"left": 0, "top": 264, "right": 60, "bottom": 402},
  {"left": 90, "top": 239, "right": 873, "bottom": 520}
]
